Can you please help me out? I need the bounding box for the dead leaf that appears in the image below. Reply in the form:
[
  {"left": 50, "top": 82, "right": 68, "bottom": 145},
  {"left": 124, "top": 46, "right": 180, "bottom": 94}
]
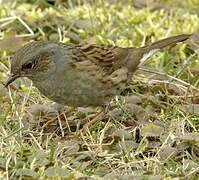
[
  {"left": 28, "top": 150, "right": 49, "bottom": 167},
  {"left": 177, "top": 133, "right": 199, "bottom": 144},
  {"left": 142, "top": 123, "right": 164, "bottom": 137},
  {"left": 45, "top": 166, "right": 69, "bottom": 178},
  {"left": 188, "top": 33, "right": 199, "bottom": 53},
  {"left": 159, "top": 146, "right": 177, "bottom": 160},
  {"left": 125, "top": 104, "right": 152, "bottom": 122},
  {"left": 0, "top": 36, "right": 24, "bottom": 52},
  {"left": 15, "top": 168, "right": 38, "bottom": 178},
  {"left": 66, "top": 31, "right": 82, "bottom": 44},
  {"left": 119, "top": 140, "right": 139, "bottom": 152},
  {"left": 57, "top": 141, "right": 80, "bottom": 157},
  {"left": 24, "top": 104, "right": 59, "bottom": 126},
  {"left": 116, "top": 129, "right": 133, "bottom": 140},
  {"left": 183, "top": 104, "right": 199, "bottom": 115},
  {"left": 70, "top": 19, "right": 100, "bottom": 30},
  {"left": 148, "top": 141, "right": 161, "bottom": 149},
  {"left": 123, "top": 95, "right": 142, "bottom": 105},
  {"left": 0, "top": 157, "right": 6, "bottom": 170},
  {"left": 133, "top": 0, "right": 156, "bottom": 9},
  {"left": 183, "top": 159, "right": 199, "bottom": 171}
]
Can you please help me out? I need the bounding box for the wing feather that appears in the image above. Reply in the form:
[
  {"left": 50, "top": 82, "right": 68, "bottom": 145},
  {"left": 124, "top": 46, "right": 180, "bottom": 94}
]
[{"left": 71, "top": 44, "right": 130, "bottom": 70}]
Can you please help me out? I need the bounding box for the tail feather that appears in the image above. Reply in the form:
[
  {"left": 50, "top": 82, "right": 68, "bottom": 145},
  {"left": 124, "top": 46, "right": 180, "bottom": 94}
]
[
  {"left": 127, "top": 34, "right": 191, "bottom": 71},
  {"left": 147, "top": 34, "right": 191, "bottom": 50}
]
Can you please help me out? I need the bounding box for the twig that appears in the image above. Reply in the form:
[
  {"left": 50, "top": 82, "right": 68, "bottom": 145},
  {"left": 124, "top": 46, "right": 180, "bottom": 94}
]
[
  {"left": 0, "top": 16, "right": 34, "bottom": 37},
  {"left": 175, "top": 53, "right": 197, "bottom": 78},
  {"left": 138, "top": 66, "right": 199, "bottom": 92},
  {"left": 80, "top": 111, "right": 105, "bottom": 133},
  {"left": 41, "top": 107, "right": 76, "bottom": 129}
]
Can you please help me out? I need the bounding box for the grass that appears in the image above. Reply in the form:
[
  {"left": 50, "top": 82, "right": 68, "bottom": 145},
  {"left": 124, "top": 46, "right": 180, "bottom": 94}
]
[{"left": 0, "top": 0, "right": 199, "bottom": 179}]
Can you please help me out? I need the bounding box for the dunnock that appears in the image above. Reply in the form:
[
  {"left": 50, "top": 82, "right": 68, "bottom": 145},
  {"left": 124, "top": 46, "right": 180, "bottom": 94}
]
[{"left": 5, "top": 34, "right": 190, "bottom": 107}]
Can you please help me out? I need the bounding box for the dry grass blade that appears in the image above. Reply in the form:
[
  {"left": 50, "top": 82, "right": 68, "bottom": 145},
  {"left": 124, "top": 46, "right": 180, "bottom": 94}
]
[
  {"left": 138, "top": 66, "right": 199, "bottom": 92},
  {"left": 1, "top": 0, "right": 199, "bottom": 179}
]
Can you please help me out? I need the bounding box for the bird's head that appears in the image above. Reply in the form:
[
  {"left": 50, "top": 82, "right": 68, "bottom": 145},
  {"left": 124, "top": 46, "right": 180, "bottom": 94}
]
[{"left": 5, "top": 41, "right": 61, "bottom": 87}]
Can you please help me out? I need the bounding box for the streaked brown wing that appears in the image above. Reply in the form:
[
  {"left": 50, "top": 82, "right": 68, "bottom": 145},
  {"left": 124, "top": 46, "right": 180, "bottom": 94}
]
[{"left": 70, "top": 44, "right": 130, "bottom": 70}]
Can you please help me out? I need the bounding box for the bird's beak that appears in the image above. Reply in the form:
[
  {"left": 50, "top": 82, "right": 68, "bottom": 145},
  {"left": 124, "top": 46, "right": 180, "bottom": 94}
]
[{"left": 5, "top": 74, "right": 20, "bottom": 88}]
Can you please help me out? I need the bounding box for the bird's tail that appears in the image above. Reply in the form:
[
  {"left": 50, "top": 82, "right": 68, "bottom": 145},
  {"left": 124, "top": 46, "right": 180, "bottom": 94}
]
[
  {"left": 147, "top": 34, "right": 191, "bottom": 50},
  {"left": 127, "top": 34, "right": 191, "bottom": 71}
]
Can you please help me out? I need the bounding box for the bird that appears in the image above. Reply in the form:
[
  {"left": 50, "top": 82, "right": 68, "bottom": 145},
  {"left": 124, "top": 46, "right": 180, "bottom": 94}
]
[{"left": 5, "top": 34, "right": 191, "bottom": 107}]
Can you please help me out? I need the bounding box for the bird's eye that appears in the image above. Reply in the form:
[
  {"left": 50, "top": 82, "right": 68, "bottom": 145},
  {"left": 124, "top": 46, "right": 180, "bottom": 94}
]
[{"left": 22, "top": 62, "right": 35, "bottom": 69}]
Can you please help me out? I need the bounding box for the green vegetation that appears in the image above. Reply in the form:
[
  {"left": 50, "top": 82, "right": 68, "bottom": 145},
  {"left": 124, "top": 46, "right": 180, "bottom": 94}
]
[{"left": 0, "top": 0, "right": 199, "bottom": 179}]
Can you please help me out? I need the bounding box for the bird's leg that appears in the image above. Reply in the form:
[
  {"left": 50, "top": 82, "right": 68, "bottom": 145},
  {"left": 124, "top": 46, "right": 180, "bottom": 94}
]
[
  {"left": 42, "top": 106, "right": 76, "bottom": 128},
  {"left": 80, "top": 104, "right": 110, "bottom": 133}
]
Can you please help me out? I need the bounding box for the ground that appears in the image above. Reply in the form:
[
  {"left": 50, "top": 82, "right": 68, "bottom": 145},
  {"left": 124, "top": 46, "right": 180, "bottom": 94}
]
[{"left": 0, "top": 0, "right": 199, "bottom": 179}]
